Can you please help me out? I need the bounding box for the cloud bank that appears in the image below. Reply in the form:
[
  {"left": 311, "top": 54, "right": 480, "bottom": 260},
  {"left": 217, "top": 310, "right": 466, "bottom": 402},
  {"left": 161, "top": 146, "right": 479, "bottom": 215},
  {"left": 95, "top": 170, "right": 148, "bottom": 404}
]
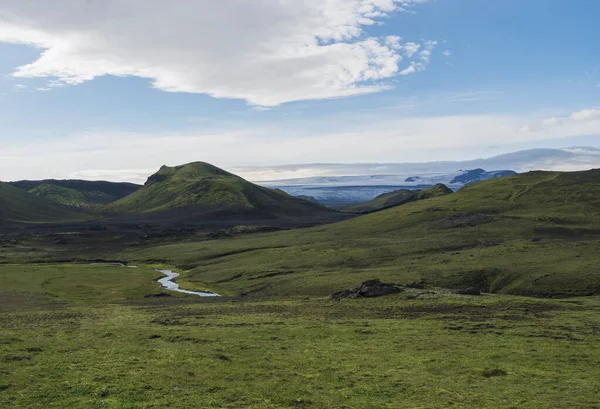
[
  {"left": 1, "top": 109, "right": 600, "bottom": 183},
  {"left": 0, "top": 0, "right": 434, "bottom": 106}
]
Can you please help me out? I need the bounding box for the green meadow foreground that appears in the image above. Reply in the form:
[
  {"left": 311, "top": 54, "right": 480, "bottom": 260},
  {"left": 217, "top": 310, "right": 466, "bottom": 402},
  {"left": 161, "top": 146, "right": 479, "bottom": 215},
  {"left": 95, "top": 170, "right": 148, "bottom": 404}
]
[
  {"left": 1, "top": 264, "right": 599, "bottom": 409},
  {"left": 2, "top": 168, "right": 600, "bottom": 407}
]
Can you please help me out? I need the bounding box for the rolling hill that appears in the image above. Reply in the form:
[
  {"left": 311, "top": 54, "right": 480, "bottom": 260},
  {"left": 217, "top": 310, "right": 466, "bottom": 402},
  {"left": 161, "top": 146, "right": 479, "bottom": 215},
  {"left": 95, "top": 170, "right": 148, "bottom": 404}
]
[
  {"left": 9, "top": 180, "right": 140, "bottom": 208},
  {"left": 125, "top": 169, "right": 600, "bottom": 297},
  {"left": 343, "top": 184, "right": 453, "bottom": 214},
  {"left": 105, "top": 162, "right": 341, "bottom": 222},
  {"left": 0, "top": 181, "right": 83, "bottom": 224}
]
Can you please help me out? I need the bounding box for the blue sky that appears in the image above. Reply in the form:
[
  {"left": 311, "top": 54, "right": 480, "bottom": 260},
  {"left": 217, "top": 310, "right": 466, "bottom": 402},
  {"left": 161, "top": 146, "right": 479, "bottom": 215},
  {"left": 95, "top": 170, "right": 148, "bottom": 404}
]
[{"left": 0, "top": 0, "right": 599, "bottom": 182}]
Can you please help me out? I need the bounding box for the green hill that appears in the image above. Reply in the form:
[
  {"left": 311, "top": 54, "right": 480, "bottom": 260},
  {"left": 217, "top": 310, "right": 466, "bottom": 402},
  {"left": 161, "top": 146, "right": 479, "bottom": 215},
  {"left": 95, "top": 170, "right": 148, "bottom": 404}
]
[
  {"left": 125, "top": 169, "right": 600, "bottom": 297},
  {"left": 344, "top": 184, "right": 453, "bottom": 214},
  {"left": 9, "top": 180, "right": 140, "bottom": 208},
  {"left": 105, "top": 162, "right": 335, "bottom": 219},
  {"left": 0, "top": 182, "right": 83, "bottom": 224}
]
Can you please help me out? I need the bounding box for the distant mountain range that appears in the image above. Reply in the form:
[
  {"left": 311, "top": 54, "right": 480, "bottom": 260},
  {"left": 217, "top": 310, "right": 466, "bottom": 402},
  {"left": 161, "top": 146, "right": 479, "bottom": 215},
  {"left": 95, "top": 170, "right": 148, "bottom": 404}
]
[
  {"left": 404, "top": 169, "right": 517, "bottom": 186},
  {"left": 259, "top": 168, "right": 517, "bottom": 206},
  {"left": 237, "top": 147, "right": 600, "bottom": 184}
]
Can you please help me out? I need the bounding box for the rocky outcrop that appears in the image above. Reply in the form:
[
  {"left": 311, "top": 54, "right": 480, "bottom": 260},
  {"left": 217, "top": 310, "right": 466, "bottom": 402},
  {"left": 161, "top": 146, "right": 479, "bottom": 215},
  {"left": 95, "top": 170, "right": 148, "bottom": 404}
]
[{"left": 330, "top": 279, "right": 403, "bottom": 300}]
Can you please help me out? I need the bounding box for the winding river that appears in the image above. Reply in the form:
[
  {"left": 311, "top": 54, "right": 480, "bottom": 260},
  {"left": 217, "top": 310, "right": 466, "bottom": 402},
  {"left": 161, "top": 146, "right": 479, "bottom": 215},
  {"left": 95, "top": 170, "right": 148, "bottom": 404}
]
[
  {"left": 92, "top": 262, "right": 220, "bottom": 297},
  {"left": 156, "top": 269, "right": 221, "bottom": 297}
]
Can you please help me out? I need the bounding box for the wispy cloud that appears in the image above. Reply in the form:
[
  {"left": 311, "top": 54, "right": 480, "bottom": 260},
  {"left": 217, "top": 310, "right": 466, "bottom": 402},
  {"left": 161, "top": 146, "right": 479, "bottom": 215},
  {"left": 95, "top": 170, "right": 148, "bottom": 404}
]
[
  {"left": 0, "top": 0, "right": 434, "bottom": 107},
  {"left": 2, "top": 110, "right": 600, "bottom": 182},
  {"left": 570, "top": 109, "right": 600, "bottom": 122},
  {"left": 521, "top": 107, "right": 600, "bottom": 132}
]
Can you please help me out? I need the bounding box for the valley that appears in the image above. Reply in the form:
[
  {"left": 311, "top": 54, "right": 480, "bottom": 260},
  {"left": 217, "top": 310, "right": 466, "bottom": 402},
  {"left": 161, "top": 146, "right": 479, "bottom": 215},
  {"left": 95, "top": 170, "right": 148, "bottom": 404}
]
[
  {"left": 1, "top": 162, "right": 600, "bottom": 408},
  {"left": 2, "top": 2, "right": 598, "bottom": 407}
]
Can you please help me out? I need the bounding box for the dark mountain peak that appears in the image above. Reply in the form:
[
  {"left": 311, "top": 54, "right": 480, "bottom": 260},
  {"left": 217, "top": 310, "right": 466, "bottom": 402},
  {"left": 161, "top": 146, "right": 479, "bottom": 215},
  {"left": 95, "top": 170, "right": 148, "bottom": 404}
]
[
  {"left": 405, "top": 176, "right": 422, "bottom": 182},
  {"left": 451, "top": 169, "right": 516, "bottom": 185}
]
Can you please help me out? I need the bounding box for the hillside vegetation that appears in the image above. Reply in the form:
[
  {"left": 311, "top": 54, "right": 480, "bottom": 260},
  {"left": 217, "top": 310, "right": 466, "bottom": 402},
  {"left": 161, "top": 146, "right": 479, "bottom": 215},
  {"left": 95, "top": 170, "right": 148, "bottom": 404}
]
[
  {"left": 0, "top": 182, "right": 83, "bottom": 224},
  {"left": 344, "top": 184, "right": 453, "bottom": 214},
  {"left": 106, "top": 162, "right": 334, "bottom": 218},
  {"left": 123, "top": 170, "right": 600, "bottom": 297},
  {"left": 9, "top": 179, "right": 140, "bottom": 208}
]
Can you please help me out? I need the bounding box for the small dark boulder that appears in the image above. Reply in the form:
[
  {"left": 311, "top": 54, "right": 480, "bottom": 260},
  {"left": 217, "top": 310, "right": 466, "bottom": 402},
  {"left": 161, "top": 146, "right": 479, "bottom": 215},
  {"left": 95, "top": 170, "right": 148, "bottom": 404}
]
[
  {"left": 144, "top": 292, "right": 173, "bottom": 298},
  {"left": 453, "top": 287, "right": 482, "bottom": 296},
  {"left": 330, "top": 279, "right": 403, "bottom": 300},
  {"left": 406, "top": 281, "right": 426, "bottom": 289}
]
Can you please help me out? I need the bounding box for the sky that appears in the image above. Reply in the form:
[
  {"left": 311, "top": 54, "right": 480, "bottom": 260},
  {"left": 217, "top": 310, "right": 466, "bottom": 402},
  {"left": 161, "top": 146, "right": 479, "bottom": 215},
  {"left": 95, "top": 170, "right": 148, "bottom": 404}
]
[{"left": 0, "top": 0, "right": 599, "bottom": 183}]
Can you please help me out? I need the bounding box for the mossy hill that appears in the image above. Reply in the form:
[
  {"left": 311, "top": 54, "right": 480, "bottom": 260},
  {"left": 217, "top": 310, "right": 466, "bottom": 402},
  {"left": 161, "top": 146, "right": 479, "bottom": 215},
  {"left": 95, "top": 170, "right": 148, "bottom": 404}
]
[
  {"left": 105, "top": 162, "right": 334, "bottom": 218},
  {"left": 9, "top": 179, "right": 140, "bottom": 208},
  {"left": 123, "top": 169, "right": 600, "bottom": 298},
  {"left": 344, "top": 183, "right": 453, "bottom": 214},
  {"left": 0, "top": 181, "right": 83, "bottom": 224}
]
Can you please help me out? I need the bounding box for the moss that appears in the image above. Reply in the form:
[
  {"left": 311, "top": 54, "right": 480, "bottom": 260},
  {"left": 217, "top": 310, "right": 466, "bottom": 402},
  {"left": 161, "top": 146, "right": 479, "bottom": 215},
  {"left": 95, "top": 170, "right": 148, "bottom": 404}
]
[
  {"left": 105, "top": 162, "right": 330, "bottom": 216},
  {"left": 122, "top": 169, "right": 600, "bottom": 297}
]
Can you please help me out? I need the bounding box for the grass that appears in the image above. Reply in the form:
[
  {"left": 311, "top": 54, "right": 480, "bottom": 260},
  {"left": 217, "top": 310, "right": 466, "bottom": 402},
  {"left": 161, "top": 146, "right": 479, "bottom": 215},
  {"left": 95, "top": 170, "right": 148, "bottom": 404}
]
[
  {"left": 3, "top": 164, "right": 600, "bottom": 407},
  {"left": 105, "top": 162, "right": 330, "bottom": 216},
  {"left": 116, "top": 170, "right": 600, "bottom": 298},
  {"left": 0, "top": 263, "right": 599, "bottom": 408},
  {"left": 9, "top": 180, "right": 140, "bottom": 208},
  {"left": 0, "top": 182, "right": 84, "bottom": 224},
  {"left": 0, "top": 264, "right": 166, "bottom": 309},
  {"left": 343, "top": 183, "right": 453, "bottom": 214}
]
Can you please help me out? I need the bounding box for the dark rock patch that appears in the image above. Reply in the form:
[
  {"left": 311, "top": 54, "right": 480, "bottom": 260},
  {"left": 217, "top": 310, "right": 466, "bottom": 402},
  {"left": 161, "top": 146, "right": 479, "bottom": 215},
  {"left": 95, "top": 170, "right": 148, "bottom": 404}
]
[
  {"left": 144, "top": 292, "right": 172, "bottom": 298},
  {"left": 482, "top": 369, "right": 508, "bottom": 378},
  {"left": 406, "top": 281, "right": 426, "bottom": 289},
  {"left": 330, "top": 279, "right": 403, "bottom": 300}
]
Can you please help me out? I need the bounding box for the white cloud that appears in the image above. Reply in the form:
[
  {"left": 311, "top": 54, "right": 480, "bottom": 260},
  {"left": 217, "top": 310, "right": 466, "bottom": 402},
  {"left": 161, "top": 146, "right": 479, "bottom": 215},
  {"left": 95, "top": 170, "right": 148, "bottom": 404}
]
[
  {"left": 2, "top": 111, "right": 600, "bottom": 182},
  {"left": 518, "top": 126, "right": 534, "bottom": 134},
  {"left": 523, "top": 107, "right": 600, "bottom": 132},
  {"left": 570, "top": 109, "right": 600, "bottom": 122},
  {"left": 542, "top": 117, "right": 563, "bottom": 127},
  {"left": 401, "top": 42, "right": 421, "bottom": 57},
  {"left": 0, "top": 0, "right": 434, "bottom": 106},
  {"left": 442, "top": 50, "right": 451, "bottom": 57}
]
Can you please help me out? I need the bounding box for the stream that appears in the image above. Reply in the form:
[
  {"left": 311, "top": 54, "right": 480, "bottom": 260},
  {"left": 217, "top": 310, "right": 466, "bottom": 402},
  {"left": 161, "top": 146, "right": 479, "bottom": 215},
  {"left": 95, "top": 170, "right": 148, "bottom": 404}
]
[
  {"left": 91, "top": 262, "right": 221, "bottom": 297},
  {"left": 156, "top": 269, "right": 221, "bottom": 297}
]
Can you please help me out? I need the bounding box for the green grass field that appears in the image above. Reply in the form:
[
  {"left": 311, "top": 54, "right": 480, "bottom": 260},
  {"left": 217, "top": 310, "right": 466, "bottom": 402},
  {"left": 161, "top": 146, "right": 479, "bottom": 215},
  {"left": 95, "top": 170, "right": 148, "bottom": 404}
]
[
  {"left": 2, "top": 170, "right": 600, "bottom": 407},
  {"left": 0, "top": 263, "right": 599, "bottom": 408},
  {"left": 116, "top": 170, "right": 600, "bottom": 298}
]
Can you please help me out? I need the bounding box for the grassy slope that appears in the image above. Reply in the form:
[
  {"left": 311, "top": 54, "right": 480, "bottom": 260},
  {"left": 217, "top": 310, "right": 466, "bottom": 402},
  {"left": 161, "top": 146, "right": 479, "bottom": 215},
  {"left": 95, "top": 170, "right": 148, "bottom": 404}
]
[
  {"left": 0, "top": 263, "right": 599, "bottom": 408},
  {"left": 9, "top": 180, "right": 140, "bottom": 208},
  {"left": 0, "top": 182, "right": 83, "bottom": 224},
  {"left": 122, "top": 170, "right": 600, "bottom": 297},
  {"left": 106, "top": 162, "right": 331, "bottom": 216},
  {"left": 343, "top": 184, "right": 453, "bottom": 214}
]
